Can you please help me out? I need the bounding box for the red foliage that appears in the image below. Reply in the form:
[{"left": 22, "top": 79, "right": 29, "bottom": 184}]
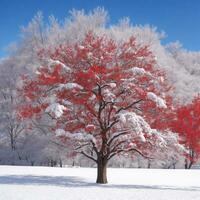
[
  {"left": 172, "top": 95, "right": 200, "bottom": 167},
  {"left": 19, "top": 104, "right": 48, "bottom": 119},
  {"left": 19, "top": 32, "right": 173, "bottom": 173}
]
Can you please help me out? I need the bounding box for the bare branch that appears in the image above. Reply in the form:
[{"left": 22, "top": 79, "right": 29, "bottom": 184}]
[
  {"left": 75, "top": 142, "right": 91, "bottom": 150},
  {"left": 91, "top": 140, "right": 98, "bottom": 155},
  {"left": 108, "top": 147, "right": 153, "bottom": 160},
  {"left": 109, "top": 140, "right": 127, "bottom": 154},
  {"left": 116, "top": 99, "right": 143, "bottom": 114},
  {"left": 79, "top": 151, "right": 97, "bottom": 163},
  {"left": 107, "top": 130, "right": 131, "bottom": 146}
]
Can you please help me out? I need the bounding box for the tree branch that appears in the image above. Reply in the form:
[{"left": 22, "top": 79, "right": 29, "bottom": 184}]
[
  {"left": 79, "top": 151, "right": 97, "bottom": 163},
  {"left": 107, "top": 130, "right": 131, "bottom": 146},
  {"left": 109, "top": 140, "right": 127, "bottom": 154},
  {"left": 108, "top": 147, "right": 153, "bottom": 160},
  {"left": 116, "top": 99, "right": 143, "bottom": 114}
]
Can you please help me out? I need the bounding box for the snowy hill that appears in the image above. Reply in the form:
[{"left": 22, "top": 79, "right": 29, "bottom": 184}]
[{"left": 0, "top": 166, "right": 200, "bottom": 200}]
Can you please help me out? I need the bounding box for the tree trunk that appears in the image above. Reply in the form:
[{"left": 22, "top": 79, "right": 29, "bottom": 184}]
[
  {"left": 185, "top": 150, "right": 194, "bottom": 169},
  {"left": 184, "top": 159, "right": 188, "bottom": 169},
  {"left": 188, "top": 160, "right": 193, "bottom": 169},
  {"left": 173, "top": 163, "right": 176, "bottom": 169},
  {"left": 96, "top": 157, "right": 108, "bottom": 184},
  {"left": 147, "top": 160, "right": 151, "bottom": 168},
  {"left": 188, "top": 150, "right": 194, "bottom": 169},
  {"left": 10, "top": 133, "right": 15, "bottom": 151},
  {"left": 59, "top": 159, "right": 62, "bottom": 168},
  {"left": 184, "top": 158, "right": 193, "bottom": 169}
]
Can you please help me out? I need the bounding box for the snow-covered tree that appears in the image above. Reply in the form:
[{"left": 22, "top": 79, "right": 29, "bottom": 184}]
[
  {"left": 166, "top": 42, "right": 200, "bottom": 103},
  {"left": 0, "top": 57, "right": 68, "bottom": 166},
  {"left": 0, "top": 58, "right": 26, "bottom": 163},
  {"left": 146, "top": 131, "right": 184, "bottom": 169},
  {"left": 19, "top": 32, "right": 181, "bottom": 183}
]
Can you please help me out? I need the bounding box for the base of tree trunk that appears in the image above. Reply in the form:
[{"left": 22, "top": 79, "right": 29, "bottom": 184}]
[
  {"left": 96, "top": 177, "right": 108, "bottom": 184},
  {"left": 96, "top": 160, "right": 108, "bottom": 184}
]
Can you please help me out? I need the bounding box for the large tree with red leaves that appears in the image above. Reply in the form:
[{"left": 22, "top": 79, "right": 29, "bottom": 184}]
[
  {"left": 172, "top": 95, "right": 200, "bottom": 169},
  {"left": 19, "top": 32, "right": 178, "bottom": 183}
]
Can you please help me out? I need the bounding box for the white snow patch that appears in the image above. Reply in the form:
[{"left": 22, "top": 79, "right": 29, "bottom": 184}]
[
  {"left": 131, "top": 67, "right": 146, "bottom": 75},
  {"left": 118, "top": 111, "right": 151, "bottom": 135},
  {"left": 87, "top": 52, "right": 93, "bottom": 58},
  {"left": 78, "top": 45, "right": 85, "bottom": 49},
  {"left": 59, "top": 83, "right": 83, "bottom": 90},
  {"left": 45, "top": 103, "right": 66, "bottom": 118},
  {"left": 55, "top": 129, "right": 66, "bottom": 136},
  {"left": 48, "top": 59, "right": 71, "bottom": 72},
  {"left": 85, "top": 124, "right": 95, "bottom": 130},
  {"left": 159, "top": 76, "right": 164, "bottom": 83},
  {"left": 35, "top": 70, "right": 41, "bottom": 75},
  {"left": 147, "top": 92, "right": 167, "bottom": 109},
  {"left": 109, "top": 83, "right": 117, "bottom": 88}
]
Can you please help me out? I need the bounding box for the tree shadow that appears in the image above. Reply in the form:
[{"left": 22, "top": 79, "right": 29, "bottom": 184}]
[{"left": 0, "top": 175, "right": 199, "bottom": 192}]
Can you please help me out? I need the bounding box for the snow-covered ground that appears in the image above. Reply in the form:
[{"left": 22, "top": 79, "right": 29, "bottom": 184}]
[{"left": 0, "top": 166, "right": 200, "bottom": 200}]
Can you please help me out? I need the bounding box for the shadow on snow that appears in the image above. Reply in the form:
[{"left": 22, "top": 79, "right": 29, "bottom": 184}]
[{"left": 0, "top": 175, "right": 199, "bottom": 192}]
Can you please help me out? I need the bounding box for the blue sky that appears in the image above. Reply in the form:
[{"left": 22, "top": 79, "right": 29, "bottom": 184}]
[{"left": 1, "top": 0, "right": 200, "bottom": 58}]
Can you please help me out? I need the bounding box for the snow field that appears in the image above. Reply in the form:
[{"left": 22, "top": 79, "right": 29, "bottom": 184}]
[{"left": 0, "top": 166, "right": 200, "bottom": 200}]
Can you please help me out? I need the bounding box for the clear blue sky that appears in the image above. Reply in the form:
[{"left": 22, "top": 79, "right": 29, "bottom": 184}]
[{"left": 1, "top": 0, "right": 200, "bottom": 58}]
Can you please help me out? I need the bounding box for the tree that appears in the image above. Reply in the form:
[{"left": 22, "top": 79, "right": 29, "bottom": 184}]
[
  {"left": 19, "top": 32, "right": 179, "bottom": 183},
  {"left": 0, "top": 58, "right": 26, "bottom": 164},
  {"left": 166, "top": 42, "right": 200, "bottom": 103},
  {"left": 172, "top": 95, "right": 200, "bottom": 169},
  {"left": 0, "top": 58, "right": 65, "bottom": 166}
]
